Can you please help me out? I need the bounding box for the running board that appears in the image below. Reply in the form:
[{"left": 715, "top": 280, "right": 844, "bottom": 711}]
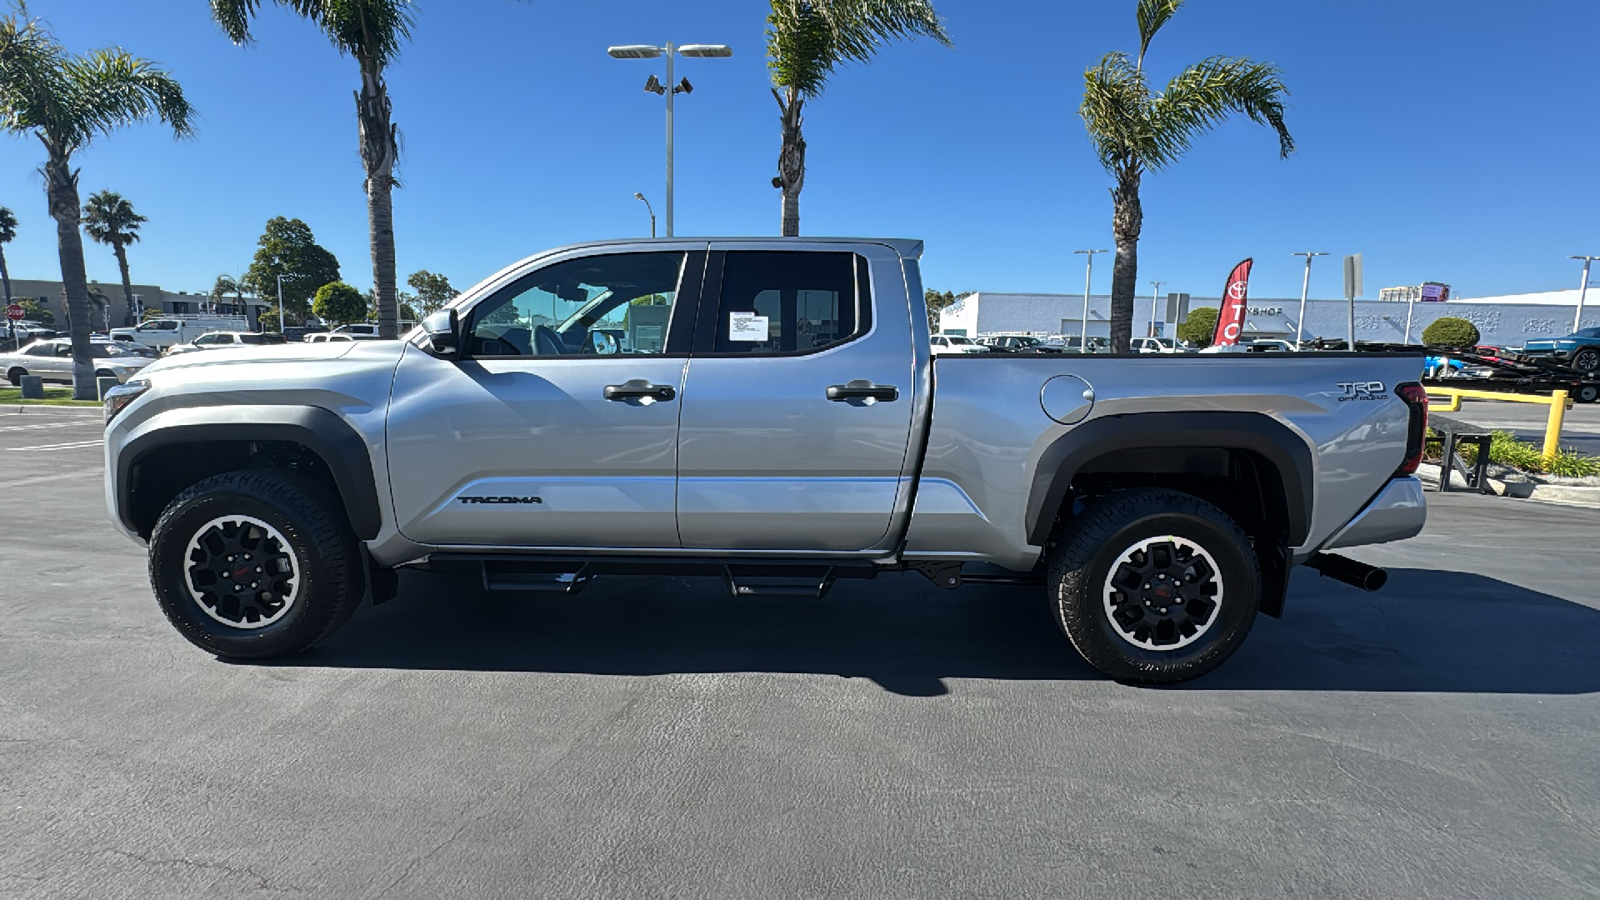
[
  {"left": 481, "top": 561, "right": 593, "bottom": 594},
  {"left": 722, "top": 565, "right": 838, "bottom": 599}
]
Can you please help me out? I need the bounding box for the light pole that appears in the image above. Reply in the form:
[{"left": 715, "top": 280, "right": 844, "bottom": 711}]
[
  {"left": 1570, "top": 255, "right": 1599, "bottom": 333},
  {"left": 275, "top": 274, "right": 295, "bottom": 334},
  {"left": 1073, "top": 249, "right": 1108, "bottom": 351},
  {"left": 1148, "top": 280, "right": 1164, "bottom": 338},
  {"left": 1292, "top": 251, "right": 1328, "bottom": 349},
  {"left": 634, "top": 192, "right": 656, "bottom": 238},
  {"left": 607, "top": 42, "right": 732, "bottom": 238}
]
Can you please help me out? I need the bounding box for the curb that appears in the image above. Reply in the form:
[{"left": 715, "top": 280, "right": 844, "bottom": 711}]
[
  {"left": 1419, "top": 462, "right": 1600, "bottom": 508},
  {"left": 2, "top": 403, "right": 102, "bottom": 416}
]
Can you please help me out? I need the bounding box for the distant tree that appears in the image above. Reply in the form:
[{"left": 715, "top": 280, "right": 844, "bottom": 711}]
[
  {"left": 313, "top": 282, "right": 366, "bottom": 326},
  {"left": 364, "top": 286, "right": 415, "bottom": 324},
  {"left": 0, "top": 10, "right": 194, "bottom": 397},
  {"left": 1177, "top": 306, "right": 1217, "bottom": 347},
  {"left": 82, "top": 190, "right": 147, "bottom": 327},
  {"left": 1421, "top": 316, "right": 1480, "bottom": 349},
  {"left": 406, "top": 269, "right": 457, "bottom": 316},
  {"left": 242, "top": 217, "right": 341, "bottom": 325},
  {"left": 1081, "top": 0, "right": 1293, "bottom": 352},
  {"left": 767, "top": 0, "right": 950, "bottom": 236},
  {"left": 0, "top": 206, "right": 16, "bottom": 304},
  {"left": 18, "top": 298, "right": 52, "bottom": 325},
  {"left": 255, "top": 307, "right": 280, "bottom": 333}
]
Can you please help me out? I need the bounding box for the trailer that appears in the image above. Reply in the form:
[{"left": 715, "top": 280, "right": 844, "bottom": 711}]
[{"left": 1422, "top": 347, "right": 1599, "bottom": 404}]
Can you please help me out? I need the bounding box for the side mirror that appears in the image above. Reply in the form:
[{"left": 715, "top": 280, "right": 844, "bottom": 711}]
[
  {"left": 423, "top": 308, "right": 459, "bottom": 358},
  {"left": 588, "top": 330, "right": 620, "bottom": 355}
]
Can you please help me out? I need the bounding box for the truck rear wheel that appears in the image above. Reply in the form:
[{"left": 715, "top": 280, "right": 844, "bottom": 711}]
[
  {"left": 1047, "top": 488, "right": 1260, "bottom": 684},
  {"left": 148, "top": 469, "right": 360, "bottom": 660}
]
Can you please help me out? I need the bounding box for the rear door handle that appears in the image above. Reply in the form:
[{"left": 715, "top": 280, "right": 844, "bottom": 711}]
[
  {"left": 826, "top": 380, "right": 899, "bottom": 403},
  {"left": 603, "top": 380, "right": 676, "bottom": 402}
]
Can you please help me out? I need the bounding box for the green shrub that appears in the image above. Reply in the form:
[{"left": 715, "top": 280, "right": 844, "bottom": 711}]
[
  {"left": 312, "top": 281, "right": 365, "bottom": 327},
  {"left": 1178, "top": 307, "right": 1218, "bottom": 347},
  {"left": 1438, "top": 429, "right": 1600, "bottom": 476},
  {"left": 1421, "top": 316, "right": 1479, "bottom": 348}
]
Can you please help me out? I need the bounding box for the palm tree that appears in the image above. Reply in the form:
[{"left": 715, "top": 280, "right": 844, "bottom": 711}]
[
  {"left": 82, "top": 190, "right": 147, "bottom": 328},
  {"left": 0, "top": 12, "right": 193, "bottom": 398},
  {"left": 1080, "top": 0, "right": 1293, "bottom": 352},
  {"left": 767, "top": 0, "right": 950, "bottom": 237},
  {"left": 0, "top": 206, "right": 16, "bottom": 306},
  {"left": 210, "top": 0, "right": 412, "bottom": 340},
  {"left": 212, "top": 273, "right": 245, "bottom": 315}
]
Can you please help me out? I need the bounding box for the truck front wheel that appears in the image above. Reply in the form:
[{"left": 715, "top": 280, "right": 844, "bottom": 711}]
[
  {"left": 148, "top": 470, "right": 360, "bottom": 660},
  {"left": 1048, "top": 488, "right": 1260, "bottom": 684}
]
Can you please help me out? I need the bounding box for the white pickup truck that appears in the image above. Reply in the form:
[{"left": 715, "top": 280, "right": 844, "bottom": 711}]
[{"left": 110, "top": 316, "right": 251, "bottom": 352}]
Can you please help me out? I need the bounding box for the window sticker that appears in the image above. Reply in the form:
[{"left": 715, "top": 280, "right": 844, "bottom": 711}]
[{"left": 728, "top": 312, "right": 769, "bottom": 342}]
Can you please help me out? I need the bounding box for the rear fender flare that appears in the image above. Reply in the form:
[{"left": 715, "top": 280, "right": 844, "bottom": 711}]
[{"left": 1025, "top": 412, "right": 1314, "bottom": 547}]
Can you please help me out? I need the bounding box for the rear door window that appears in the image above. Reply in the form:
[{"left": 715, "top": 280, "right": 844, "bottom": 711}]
[{"left": 702, "top": 251, "right": 870, "bottom": 355}]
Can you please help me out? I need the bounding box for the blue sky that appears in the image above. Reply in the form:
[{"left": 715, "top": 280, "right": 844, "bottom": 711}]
[{"left": 0, "top": 0, "right": 1594, "bottom": 302}]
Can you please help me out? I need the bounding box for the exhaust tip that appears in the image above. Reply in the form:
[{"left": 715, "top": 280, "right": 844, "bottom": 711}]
[{"left": 1307, "top": 553, "right": 1388, "bottom": 592}]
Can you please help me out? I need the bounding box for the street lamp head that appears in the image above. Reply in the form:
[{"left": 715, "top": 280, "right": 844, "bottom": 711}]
[
  {"left": 677, "top": 44, "right": 732, "bottom": 57},
  {"left": 634, "top": 192, "right": 645, "bottom": 201},
  {"left": 608, "top": 45, "right": 663, "bottom": 59}
]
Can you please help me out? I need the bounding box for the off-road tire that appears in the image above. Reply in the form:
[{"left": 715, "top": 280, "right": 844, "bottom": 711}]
[
  {"left": 149, "top": 469, "right": 359, "bottom": 659},
  {"left": 1574, "top": 347, "right": 1600, "bottom": 374},
  {"left": 1047, "top": 488, "right": 1261, "bottom": 684}
]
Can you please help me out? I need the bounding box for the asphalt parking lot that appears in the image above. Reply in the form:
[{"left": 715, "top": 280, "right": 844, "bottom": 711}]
[{"left": 2, "top": 406, "right": 1597, "bottom": 898}]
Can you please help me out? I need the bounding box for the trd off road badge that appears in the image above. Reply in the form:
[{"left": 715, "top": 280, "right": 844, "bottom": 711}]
[{"left": 1336, "top": 382, "right": 1388, "bottom": 401}]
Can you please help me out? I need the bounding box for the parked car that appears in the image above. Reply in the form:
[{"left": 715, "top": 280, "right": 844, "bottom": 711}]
[
  {"left": 930, "top": 335, "right": 990, "bottom": 355},
  {"left": 329, "top": 323, "right": 383, "bottom": 340},
  {"left": 282, "top": 327, "right": 326, "bottom": 343},
  {"left": 166, "top": 331, "right": 290, "bottom": 356},
  {"left": 105, "top": 235, "right": 1428, "bottom": 685},
  {"left": 1520, "top": 326, "right": 1600, "bottom": 373},
  {"left": 981, "top": 335, "right": 1062, "bottom": 353},
  {"left": 2, "top": 338, "right": 154, "bottom": 385},
  {"left": 1132, "top": 337, "right": 1185, "bottom": 354},
  {"left": 305, "top": 332, "right": 357, "bottom": 343}
]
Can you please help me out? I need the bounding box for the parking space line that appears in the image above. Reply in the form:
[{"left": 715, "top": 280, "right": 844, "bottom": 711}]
[
  {"left": 15, "top": 439, "right": 103, "bottom": 452},
  {"left": 0, "top": 421, "right": 91, "bottom": 432}
]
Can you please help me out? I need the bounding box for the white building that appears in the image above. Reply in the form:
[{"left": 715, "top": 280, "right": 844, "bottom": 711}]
[{"left": 939, "top": 289, "right": 1600, "bottom": 348}]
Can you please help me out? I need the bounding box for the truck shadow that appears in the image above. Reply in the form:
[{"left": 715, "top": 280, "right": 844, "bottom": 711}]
[{"left": 287, "top": 567, "right": 1600, "bottom": 697}]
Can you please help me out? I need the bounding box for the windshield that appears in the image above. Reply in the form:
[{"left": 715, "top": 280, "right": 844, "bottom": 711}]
[
  {"left": 1575, "top": 327, "right": 1600, "bottom": 338},
  {"left": 948, "top": 337, "right": 975, "bottom": 345}
]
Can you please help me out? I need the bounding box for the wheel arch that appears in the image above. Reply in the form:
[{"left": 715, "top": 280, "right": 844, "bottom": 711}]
[
  {"left": 1026, "top": 412, "right": 1314, "bottom": 617},
  {"left": 117, "top": 407, "right": 381, "bottom": 541}
]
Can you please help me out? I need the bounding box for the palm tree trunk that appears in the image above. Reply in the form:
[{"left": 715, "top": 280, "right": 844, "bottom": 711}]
[
  {"left": 773, "top": 88, "right": 806, "bottom": 238},
  {"left": 44, "top": 151, "right": 96, "bottom": 399},
  {"left": 356, "top": 60, "right": 399, "bottom": 340},
  {"left": 1108, "top": 166, "right": 1144, "bottom": 354},
  {"left": 0, "top": 246, "right": 12, "bottom": 304},
  {"left": 113, "top": 244, "right": 136, "bottom": 327}
]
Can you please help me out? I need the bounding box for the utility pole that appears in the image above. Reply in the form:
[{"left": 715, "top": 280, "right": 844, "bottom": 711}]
[
  {"left": 1073, "top": 249, "right": 1108, "bottom": 351},
  {"left": 1148, "top": 280, "right": 1164, "bottom": 338},
  {"left": 1571, "top": 255, "right": 1599, "bottom": 333},
  {"left": 1292, "top": 252, "right": 1328, "bottom": 349}
]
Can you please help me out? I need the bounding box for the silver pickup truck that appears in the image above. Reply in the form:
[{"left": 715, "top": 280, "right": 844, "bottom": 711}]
[{"left": 103, "top": 238, "right": 1428, "bottom": 683}]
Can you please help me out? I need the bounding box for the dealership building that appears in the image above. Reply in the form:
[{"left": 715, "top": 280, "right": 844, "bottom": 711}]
[
  {"left": 5, "top": 278, "right": 267, "bottom": 330},
  {"left": 937, "top": 287, "right": 1600, "bottom": 348}
]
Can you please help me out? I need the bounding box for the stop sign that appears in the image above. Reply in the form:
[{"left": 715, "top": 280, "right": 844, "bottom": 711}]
[{"left": 4, "top": 304, "right": 22, "bottom": 321}]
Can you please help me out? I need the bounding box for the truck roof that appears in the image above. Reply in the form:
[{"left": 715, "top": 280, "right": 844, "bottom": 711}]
[{"left": 528, "top": 236, "right": 925, "bottom": 260}]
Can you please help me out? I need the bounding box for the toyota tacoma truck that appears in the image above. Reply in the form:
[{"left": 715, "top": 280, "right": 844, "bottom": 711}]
[{"left": 103, "top": 238, "right": 1428, "bottom": 683}]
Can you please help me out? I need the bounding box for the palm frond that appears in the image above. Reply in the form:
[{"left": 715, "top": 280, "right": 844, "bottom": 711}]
[
  {"left": 1146, "top": 55, "right": 1293, "bottom": 170},
  {"left": 1078, "top": 51, "right": 1150, "bottom": 173},
  {"left": 212, "top": 1, "right": 416, "bottom": 67},
  {"left": 0, "top": 13, "right": 73, "bottom": 139},
  {"left": 768, "top": 0, "right": 950, "bottom": 97},
  {"left": 60, "top": 49, "right": 195, "bottom": 151},
  {"left": 1136, "top": 0, "right": 1183, "bottom": 68},
  {"left": 0, "top": 207, "right": 16, "bottom": 243}
]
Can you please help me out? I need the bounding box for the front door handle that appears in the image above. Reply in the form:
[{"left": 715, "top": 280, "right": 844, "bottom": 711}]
[
  {"left": 826, "top": 380, "right": 899, "bottom": 403},
  {"left": 604, "top": 380, "right": 676, "bottom": 402}
]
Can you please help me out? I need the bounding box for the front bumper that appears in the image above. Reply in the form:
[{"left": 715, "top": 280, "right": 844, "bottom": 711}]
[{"left": 1321, "top": 476, "right": 1426, "bottom": 551}]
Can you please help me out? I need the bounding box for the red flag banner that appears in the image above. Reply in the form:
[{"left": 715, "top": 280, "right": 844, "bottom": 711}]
[{"left": 1211, "top": 258, "right": 1254, "bottom": 347}]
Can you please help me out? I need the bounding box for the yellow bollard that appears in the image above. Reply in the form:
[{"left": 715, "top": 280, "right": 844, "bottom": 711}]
[{"left": 1542, "top": 390, "right": 1569, "bottom": 463}]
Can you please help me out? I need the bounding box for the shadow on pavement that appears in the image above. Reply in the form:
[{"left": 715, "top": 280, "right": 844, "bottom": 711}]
[{"left": 281, "top": 566, "right": 1600, "bottom": 697}]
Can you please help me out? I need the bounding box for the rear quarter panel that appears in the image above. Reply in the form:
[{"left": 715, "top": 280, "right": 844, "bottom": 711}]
[{"left": 905, "top": 353, "right": 1425, "bottom": 571}]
